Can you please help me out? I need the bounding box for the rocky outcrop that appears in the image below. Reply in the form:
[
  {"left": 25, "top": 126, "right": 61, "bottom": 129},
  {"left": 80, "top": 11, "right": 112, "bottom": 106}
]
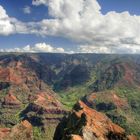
[
  {"left": 83, "top": 92, "right": 128, "bottom": 110},
  {"left": 54, "top": 101, "right": 136, "bottom": 140},
  {"left": 2, "top": 92, "right": 21, "bottom": 107},
  {"left": 128, "top": 135, "right": 138, "bottom": 140},
  {"left": 0, "top": 128, "right": 11, "bottom": 140},
  {"left": 6, "top": 120, "right": 33, "bottom": 140},
  {"left": 0, "top": 68, "right": 23, "bottom": 85},
  {"left": 21, "top": 92, "right": 67, "bottom": 125},
  {"left": 0, "top": 120, "right": 33, "bottom": 140},
  {"left": 71, "top": 135, "right": 83, "bottom": 140},
  {"left": 20, "top": 92, "right": 67, "bottom": 139}
]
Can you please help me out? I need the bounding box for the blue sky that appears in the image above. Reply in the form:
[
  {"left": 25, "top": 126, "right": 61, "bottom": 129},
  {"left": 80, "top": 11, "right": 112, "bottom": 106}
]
[
  {"left": 0, "top": 0, "right": 140, "bottom": 53},
  {"left": 98, "top": 0, "right": 140, "bottom": 15}
]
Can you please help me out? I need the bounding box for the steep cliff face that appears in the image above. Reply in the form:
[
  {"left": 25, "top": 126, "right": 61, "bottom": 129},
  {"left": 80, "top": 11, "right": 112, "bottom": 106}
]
[
  {"left": 90, "top": 60, "right": 140, "bottom": 92},
  {"left": 0, "top": 54, "right": 66, "bottom": 140},
  {"left": 54, "top": 101, "right": 137, "bottom": 140}
]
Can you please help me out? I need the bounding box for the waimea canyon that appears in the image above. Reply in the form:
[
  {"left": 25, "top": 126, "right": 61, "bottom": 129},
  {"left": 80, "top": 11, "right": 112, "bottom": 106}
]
[{"left": 0, "top": 53, "right": 139, "bottom": 140}]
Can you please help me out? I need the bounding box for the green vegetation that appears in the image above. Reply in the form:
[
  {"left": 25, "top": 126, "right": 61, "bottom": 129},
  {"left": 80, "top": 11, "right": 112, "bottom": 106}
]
[
  {"left": 0, "top": 104, "right": 28, "bottom": 128},
  {"left": 58, "top": 86, "right": 89, "bottom": 109},
  {"left": 44, "top": 124, "right": 58, "bottom": 140},
  {"left": 58, "top": 70, "right": 96, "bottom": 109},
  {"left": 33, "top": 127, "right": 46, "bottom": 140},
  {"left": 33, "top": 124, "right": 59, "bottom": 140},
  {"left": 0, "top": 89, "right": 8, "bottom": 99},
  {"left": 0, "top": 87, "right": 28, "bottom": 128},
  {"left": 115, "top": 87, "right": 140, "bottom": 137}
]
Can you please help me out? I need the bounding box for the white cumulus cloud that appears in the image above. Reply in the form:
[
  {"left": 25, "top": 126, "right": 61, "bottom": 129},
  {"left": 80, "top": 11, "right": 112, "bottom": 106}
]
[
  {"left": 0, "top": 5, "right": 35, "bottom": 35},
  {"left": 31, "top": 0, "right": 140, "bottom": 53},
  {"left": 78, "top": 43, "right": 140, "bottom": 54},
  {"left": 79, "top": 45, "right": 111, "bottom": 54},
  {"left": 32, "top": 0, "right": 48, "bottom": 6},
  {"left": 1, "top": 0, "right": 140, "bottom": 53},
  {"left": 0, "top": 6, "right": 15, "bottom": 35},
  {"left": 23, "top": 6, "right": 31, "bottom": 14},
  {"left": 0, "top": 43, "right": 65, "bottom": 53}
]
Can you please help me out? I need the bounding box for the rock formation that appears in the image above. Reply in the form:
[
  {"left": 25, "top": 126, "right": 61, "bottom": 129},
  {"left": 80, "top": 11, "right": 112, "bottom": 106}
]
[
  {"left": 54, "top": 101, "right": 137, "bottom": 140},
  {"left": 0, "top": 120, "right": 33, "bottom": 140}
]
